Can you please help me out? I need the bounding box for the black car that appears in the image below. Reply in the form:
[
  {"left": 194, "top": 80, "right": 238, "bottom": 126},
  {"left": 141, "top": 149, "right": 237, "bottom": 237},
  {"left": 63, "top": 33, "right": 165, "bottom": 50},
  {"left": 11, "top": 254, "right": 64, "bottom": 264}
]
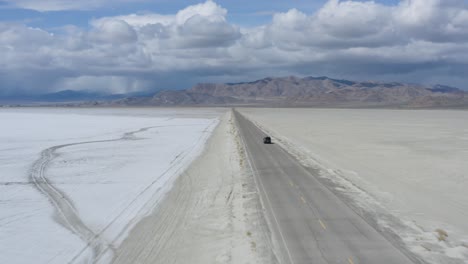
[{"left": 263, "top": 136, "right": 272, "bottom": 144}]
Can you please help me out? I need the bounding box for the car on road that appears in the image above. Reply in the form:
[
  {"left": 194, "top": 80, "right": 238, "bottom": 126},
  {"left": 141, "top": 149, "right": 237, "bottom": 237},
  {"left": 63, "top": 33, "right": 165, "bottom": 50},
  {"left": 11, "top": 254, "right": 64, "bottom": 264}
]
[{"left": 263, "top": 136, "right": 272, "bottom": 144}]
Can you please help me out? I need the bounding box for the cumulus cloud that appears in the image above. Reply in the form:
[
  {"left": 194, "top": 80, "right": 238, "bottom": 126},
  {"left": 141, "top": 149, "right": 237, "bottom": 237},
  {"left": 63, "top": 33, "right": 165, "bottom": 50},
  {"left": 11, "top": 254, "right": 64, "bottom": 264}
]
[
  {"left": 93, "top": 1, "right": 240, "bottom": 49},
  {"left": 396, "top": 0, "right": 468, "bottom": 42},
  {"left": 1, "top": 0, "right": 468, "bottom": 95}
]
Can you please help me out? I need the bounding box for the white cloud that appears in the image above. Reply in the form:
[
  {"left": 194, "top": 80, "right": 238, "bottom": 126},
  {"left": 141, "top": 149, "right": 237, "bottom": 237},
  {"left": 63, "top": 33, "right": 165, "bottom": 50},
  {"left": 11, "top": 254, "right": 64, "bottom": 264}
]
[
  {"left": 93, "top": 0, "right": 227, "bottom": 27},
  {"left": 95, "top": 14, "right": 175, "bottom": 28},
  {"left": 1, "top": 0, "right": 468, "bottom": 95},
  {"left": 315, "top": 0, "right": 391, "bottom": 38},
  {"left": 175, "top": 0, "right": 227, "bottom": 25},
  {"left": 395, "top": 0, "right": 468, "bottom": 42},
  {"left": 89, "top": 19, "right": 137, "bottom": 44},
  {"left": 93, "top": 1, "right": 240, "bottom": 49}
]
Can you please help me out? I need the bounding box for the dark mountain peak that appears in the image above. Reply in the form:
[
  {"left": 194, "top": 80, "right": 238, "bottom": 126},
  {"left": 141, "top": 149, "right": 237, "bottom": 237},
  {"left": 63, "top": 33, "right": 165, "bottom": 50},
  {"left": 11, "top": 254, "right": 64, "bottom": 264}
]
[
  {"left": 331, "top": 79, "right": 356, "bottom": 86},
  {"left": 226, "top": 75, "right": 341, "bottom": 87},
  {"left": 225, "top": 77, "right": 276, "bottom": 86},
  {"left": 283, "top": 75, "right": 301, "bottom": 80},
  {"left": 248, "top": 77, "right": 274, "bottom": 84},
  {"left": 47, "top": 89, "right": 85, "bottom": 96},
  {"left": 304, "top": 76, "right": 329, "bottom": 81},
  {"left": 382, "top": 82, "right": 404, "bottom": 88},
  {"left": 430, "top": 84, "right": 462, "bottom": 93},
  {"left": 303, "top": 76, "right": 356, "bottom": 86}
]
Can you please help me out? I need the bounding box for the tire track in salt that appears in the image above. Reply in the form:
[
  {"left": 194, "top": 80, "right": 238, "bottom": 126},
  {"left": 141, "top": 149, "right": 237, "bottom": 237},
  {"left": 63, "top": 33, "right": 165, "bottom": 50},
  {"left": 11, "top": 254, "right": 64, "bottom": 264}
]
[{"left": 29, "top": 126, "right": 155, "bottom": 263}]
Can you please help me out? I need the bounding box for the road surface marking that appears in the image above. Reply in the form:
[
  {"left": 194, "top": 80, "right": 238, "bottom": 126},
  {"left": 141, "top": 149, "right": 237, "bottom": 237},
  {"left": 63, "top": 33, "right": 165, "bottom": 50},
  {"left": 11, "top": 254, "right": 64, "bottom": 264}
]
[
  {"left": 289, "top": 180, "right": 294, "bottom": 187},
  {"left": 348, "top": 257, "right": 355, "bottom": 264},
  {"left": 236, "top": 113, "right": 295, "bottom": 264},
  {"left": 319, "top": 219, "right": 327, "bottom": 230},
  {"left": 300, "top": 196, "right": 306, "bottom": 204}
]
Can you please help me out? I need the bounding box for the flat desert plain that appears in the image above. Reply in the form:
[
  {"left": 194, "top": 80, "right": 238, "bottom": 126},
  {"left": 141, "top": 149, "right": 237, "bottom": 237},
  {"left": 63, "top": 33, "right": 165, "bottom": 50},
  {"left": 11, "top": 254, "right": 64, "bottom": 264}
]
[
  {"left": 0, "top": 107, "right": 271, "bottom": 264},
  {"left": 241, "top": 108, "right": 468, "bottom": 262},
  {"left": 0, "top": 108, "right": 222, "bottom": 263}
]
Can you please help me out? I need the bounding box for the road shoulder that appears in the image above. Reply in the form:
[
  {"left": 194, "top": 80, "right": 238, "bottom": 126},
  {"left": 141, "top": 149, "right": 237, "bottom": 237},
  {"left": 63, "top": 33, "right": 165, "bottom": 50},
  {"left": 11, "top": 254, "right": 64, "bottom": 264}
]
[{"left": 111, "top": 111, "right": 274, "bottom": 264}]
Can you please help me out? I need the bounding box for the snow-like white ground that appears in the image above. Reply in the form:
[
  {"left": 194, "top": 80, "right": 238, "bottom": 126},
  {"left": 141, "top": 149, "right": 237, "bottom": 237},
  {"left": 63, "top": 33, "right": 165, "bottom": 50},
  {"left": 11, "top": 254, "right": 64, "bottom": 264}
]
[
  {"left": 241, "top": 108, "right": 468, "bottom": 263},
  {"left": 0, "top": 108, "right": 221, "bottom": 264}
]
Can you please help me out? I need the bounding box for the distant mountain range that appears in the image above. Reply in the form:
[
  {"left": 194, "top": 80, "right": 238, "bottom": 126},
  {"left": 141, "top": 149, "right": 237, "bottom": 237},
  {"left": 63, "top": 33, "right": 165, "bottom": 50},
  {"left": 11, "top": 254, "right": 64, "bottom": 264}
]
[
  {"left": 2, "top": 76, "right": 467, "bottom": 108},
  {"left": 107, "top": 76, "right": 468, "bottom": 108}
]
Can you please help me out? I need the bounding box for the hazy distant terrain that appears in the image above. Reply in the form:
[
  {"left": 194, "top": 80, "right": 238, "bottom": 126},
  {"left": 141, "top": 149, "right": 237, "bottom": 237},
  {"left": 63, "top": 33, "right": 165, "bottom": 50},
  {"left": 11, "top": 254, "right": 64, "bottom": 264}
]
[
  {"left": 3, "top": 76, "right": 467, "bottom": 109},
  {"left": 105, "top": 76, "right": 468, "bottom": 108}
]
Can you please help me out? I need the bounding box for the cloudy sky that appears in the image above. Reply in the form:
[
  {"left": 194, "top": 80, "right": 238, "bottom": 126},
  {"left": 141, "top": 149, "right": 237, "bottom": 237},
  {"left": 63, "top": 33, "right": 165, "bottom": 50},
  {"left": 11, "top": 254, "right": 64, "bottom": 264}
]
[{"left": 1, "top": 0, "right": 467, "bottom": 95}]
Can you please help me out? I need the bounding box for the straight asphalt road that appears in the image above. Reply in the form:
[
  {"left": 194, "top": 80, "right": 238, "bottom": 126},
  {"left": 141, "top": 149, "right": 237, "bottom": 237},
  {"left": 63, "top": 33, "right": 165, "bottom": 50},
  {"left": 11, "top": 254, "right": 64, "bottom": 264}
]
[{"left": 235, "top": 110, "right": 416, "bottom": 264}]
